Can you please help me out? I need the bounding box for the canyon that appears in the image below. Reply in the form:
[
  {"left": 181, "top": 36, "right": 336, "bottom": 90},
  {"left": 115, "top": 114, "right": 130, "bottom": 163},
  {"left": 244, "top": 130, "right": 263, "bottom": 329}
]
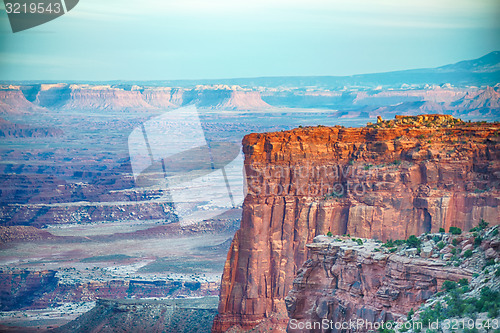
[
  {"left": 285, "top": 237, "right": 469, "bottom": 332},
  {"left": 0, "top": 51, "right": 499, "bottom": 332},
  {"left": 52, "top": 297, "right": 219, "bottom": 333},
  {"left": 0, "top": 269, "right": 219, "bottom": 311},
  {"left": 213, "top": 115, "right": 500, "bottom": 332},
  {"left": 1, "top": 83, "right": 499, "bottom": 119},
  {"left": 286, "top": 223, "right": 500, "bottom": 333}
]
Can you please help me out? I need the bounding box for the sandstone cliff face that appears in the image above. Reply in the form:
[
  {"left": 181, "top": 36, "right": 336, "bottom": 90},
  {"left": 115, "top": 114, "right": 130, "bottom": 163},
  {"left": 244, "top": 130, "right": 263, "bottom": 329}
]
[
  {"left": 28, "top": 84, "right": 271, "bottom": 111},
  {"left": 213, "top": 117, "right": 500, "bottom": 332},
  {"left": 0, "top": 270, "right": 58, "bottom": 310},
  {"left": 285, "top": 237, "right": 472, "bottom": 333},
  {"left": 60, "top": 85, "right": 154, "bottom": 111},
  {"left": 141, "top": 88, "right": 177, "bottom": 109},
  {"left": 0, "top": 89, "right": 45, "bottom": 115}
]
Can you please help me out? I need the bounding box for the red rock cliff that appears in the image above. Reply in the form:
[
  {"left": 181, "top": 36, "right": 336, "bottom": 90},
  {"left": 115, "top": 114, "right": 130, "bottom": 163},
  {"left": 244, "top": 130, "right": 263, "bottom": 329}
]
[
  {"left": 285, "top": 236, "right": 473, "bottom": 333},
  {"left": 212, "top": 116, "right": 500, "bottom": 332}
]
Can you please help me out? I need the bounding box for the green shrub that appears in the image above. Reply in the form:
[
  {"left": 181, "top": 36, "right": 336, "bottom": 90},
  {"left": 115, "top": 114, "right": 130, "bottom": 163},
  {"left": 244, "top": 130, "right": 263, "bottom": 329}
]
[
  {"left": 407, "top": 308, "right": 414, "bottom": 320},
  {"left": 463, "top": 249, "right": 473, "bottom": 258},
  {"left": 356, "top": 239, "right": 363, "bottom": 246},
  {"left": 326, "top": 231, "right": 333, "bottom": 237},
  {"left": 484, "top": 258, "right": 495, "bottom": 267},
  {"left": 420, "top": 281, "right": 500, "bottom": 324},
  {"left": 474, "top": 236, "right": 483, "bottom": 247},
  {"left": 420, "top": 302, "right": 443, "bottom": 326},
  {"left": 432, "top": 235, "right": 441, "bottom": 243},
  {"left": 458, "top": 278, "right": 469, "bottom": 286},
  {"left": 439, "top": 227, "right": 445, "bottom": 233},
  {"left": 452, "top": 239, "right": 458, "bottom": 246},
  {"left": 479, "top": 219, "right": 489, "bottom": 230},
  {"left": 488, "top": 306, "right": 499, "bottom": 318},
  {"left": 383, "top": 239, "right": 394, "bottom": 248},
  {"left": 449, "top": 226, "right": 462, "bottom": 235},
  {"left": 406, "top": 235, "right": 421, "bottom": 248},
  {"left": 377, "top": 321, "right": 396, "bottom": 333},
  {"left": 437, "top": 241, "right": 445, "bottom": 250},
  {"left": 442, "top": 280, "right": 458, "bottom": 291}
]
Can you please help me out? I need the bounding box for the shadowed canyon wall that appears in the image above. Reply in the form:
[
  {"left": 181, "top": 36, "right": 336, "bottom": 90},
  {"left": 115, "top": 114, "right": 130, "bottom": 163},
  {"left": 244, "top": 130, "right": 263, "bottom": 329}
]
[{"left": 213, "top": 116, "right": 500, "bottom": 332}]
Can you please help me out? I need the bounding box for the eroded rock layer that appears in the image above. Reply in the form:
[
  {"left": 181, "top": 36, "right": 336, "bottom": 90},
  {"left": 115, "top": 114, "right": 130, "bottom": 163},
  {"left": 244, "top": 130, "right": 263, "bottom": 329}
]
[
  {"left": 285, "top": 237, "right": 472, "bottom": 333},
  {"left": 213, "top": 117, "right": 500, "bottom": 332}
]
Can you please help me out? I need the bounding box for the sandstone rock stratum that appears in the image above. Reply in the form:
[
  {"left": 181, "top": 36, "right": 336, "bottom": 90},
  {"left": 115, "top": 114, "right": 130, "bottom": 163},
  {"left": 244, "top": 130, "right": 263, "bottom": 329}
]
[
  {"left": 212, "top": 115, "right": 500, "bottom": 332},
  {"left": 285, "top": 237, "right": 472, "bottom": 333}
]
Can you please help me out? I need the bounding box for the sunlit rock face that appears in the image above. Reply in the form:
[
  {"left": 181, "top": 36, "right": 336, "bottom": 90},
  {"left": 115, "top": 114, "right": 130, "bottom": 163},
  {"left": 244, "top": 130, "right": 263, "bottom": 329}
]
[{"left": 213, "top": 117, "right": 500, "bottom": 332}]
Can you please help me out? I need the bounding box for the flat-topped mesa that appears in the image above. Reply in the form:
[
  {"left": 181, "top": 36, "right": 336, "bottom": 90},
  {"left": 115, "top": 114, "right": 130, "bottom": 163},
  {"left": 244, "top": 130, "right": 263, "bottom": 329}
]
[{"left": 213, "top": 117, "right": 500, "bottom": 332}]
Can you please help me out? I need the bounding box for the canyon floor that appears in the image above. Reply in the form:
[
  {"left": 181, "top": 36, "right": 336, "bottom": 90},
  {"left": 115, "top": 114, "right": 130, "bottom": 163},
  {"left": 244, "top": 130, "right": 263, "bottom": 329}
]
[
  {"left": 0, "top": 59, "right": 499, "bottom": 331},
  {"left": 0, "top": 105, "right": 367, "bottom": 331},
  {"left": 0, "top": 216, "right": 237, "bottom": 330}
]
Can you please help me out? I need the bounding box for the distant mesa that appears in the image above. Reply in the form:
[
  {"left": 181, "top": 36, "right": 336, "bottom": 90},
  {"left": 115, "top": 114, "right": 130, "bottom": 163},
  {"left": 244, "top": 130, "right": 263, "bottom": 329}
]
[
  {"left": 0, "top": 84, "right": 272, "bottom": 112},
  {"left": 0, "top": 51, "right": 499, "bottom": 115},
  {"left": 0, "top": 87, "right": 46, "bottom": 115}
]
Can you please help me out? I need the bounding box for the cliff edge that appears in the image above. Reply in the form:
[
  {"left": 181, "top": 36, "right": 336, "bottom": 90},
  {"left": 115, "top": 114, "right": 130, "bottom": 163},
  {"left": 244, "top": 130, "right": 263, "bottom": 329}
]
[
  {"left": 213, "top": 115, "right": 500, "bottom": 332},
  {"left": 286, "top": 224, "right": 499, "bottom": 332}
]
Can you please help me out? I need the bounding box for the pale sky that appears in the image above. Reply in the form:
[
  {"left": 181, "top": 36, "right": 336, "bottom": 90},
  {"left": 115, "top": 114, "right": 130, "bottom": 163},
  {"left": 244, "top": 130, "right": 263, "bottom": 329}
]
[{"left": 0, "top": 0, "right": 499, "bottom": 81}]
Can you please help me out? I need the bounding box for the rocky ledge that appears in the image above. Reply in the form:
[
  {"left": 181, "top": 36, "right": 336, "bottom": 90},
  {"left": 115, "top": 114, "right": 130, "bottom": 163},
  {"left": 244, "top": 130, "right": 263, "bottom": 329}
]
[
  {"left": 286, "top": 225, "right": 499, "bottom": 332},
  {"left": 213, "top": 115, "right": 499, "bottom": 332},
  {"left": 285, "top": 237, "right": 471, "bottom": 332},
  {"left": 373, "top": 114, "right": 462, "bottom": 128}
]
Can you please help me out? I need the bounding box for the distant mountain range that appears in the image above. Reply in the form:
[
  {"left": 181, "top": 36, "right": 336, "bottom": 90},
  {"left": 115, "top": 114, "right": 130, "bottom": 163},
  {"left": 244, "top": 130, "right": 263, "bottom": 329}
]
[
  {"left": 192, "top": 51, "right": 500, "bottom": 89},
  {"left": 0, "top": 52, "right": 499, "bottom": 119},
  {"left": 2, "top": 52, "right": 499, "bottom": 89}
]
